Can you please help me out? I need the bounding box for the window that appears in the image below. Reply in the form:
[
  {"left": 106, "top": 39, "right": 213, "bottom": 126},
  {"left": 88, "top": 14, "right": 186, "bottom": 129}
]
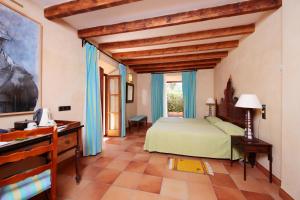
[{"left": 166, "top": 81, "right": 183, "bottom": 117}]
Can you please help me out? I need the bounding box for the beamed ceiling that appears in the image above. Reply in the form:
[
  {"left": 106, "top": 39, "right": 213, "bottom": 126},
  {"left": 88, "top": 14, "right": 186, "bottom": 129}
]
[{"left": 40, "top": 0, "right": 282, "bottom": 73}]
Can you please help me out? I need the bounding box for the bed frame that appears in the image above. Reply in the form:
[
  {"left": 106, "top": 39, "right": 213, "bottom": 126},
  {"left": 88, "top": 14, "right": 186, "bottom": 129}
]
[{"left": 216, "top": 77, "right": 252, "bottom": 129}]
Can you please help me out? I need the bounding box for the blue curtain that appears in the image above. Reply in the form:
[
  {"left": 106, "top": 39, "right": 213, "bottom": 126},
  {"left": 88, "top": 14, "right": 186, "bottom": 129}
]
[
  {"left": 84, "top": 43, "right": 102, "bottom": 156},
  {"left": 119, "top": 64, "right": 127, "bottom": 137},
  {"left": 151, "top": 74, "right": 164, "bottom": 123},
  {"left": 182, "top": 71, "right": 196, "bottom": 118}
]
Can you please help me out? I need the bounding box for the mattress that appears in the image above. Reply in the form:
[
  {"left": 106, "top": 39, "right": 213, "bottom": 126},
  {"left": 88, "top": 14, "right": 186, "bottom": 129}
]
[{"left": 144, "top": 117, "right": 241, "bottom": 160}]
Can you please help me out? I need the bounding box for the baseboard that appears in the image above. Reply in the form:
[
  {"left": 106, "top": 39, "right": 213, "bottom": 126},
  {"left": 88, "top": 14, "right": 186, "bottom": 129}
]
[
  {"left": 256, "top": 162, "right": 281, "bottom": 186},
  {"left": 279, "top": 188, "right": 294, "bottom": 200}
]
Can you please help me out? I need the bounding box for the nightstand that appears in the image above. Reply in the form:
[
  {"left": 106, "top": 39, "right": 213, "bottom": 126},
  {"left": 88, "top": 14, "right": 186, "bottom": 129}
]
[{"left": 230, "top": 135, "right": 273, "bottom": 182}]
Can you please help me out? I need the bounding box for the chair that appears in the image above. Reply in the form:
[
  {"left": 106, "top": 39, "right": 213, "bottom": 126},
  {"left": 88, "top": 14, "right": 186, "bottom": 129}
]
[{"left": 0, "top": 127, "right": 58, "bottom": 200}]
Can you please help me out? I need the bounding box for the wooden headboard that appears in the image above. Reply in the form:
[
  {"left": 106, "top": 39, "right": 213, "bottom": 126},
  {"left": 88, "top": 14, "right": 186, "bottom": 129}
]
[{"left": 216, "top": 78, "right": 251, "bottom": 129}]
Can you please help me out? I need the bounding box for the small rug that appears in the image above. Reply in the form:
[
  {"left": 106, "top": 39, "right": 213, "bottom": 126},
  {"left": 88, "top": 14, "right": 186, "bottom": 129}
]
[{"left": 168, "top": 157, "right": 214, "bottom": 175}]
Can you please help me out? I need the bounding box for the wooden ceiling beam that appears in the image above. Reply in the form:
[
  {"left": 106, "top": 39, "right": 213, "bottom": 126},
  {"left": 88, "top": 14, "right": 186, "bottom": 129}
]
[
  {"left": 122, "top": 51, "right": 228, "bottom": 65},
  {"left": 99, "top": 24, "right": 254, "bottom": 50},
  {"left": 135, "top": 65, "right": 215, "bottom": 73},
  {"left": 44, "top": 0, "right": 141, "bottom": 20},
  {"left": 79, "top": 0, "right": 281, "bottom": 38},
  {"left": 113, "top": 40, "right": 238, "bottom": 59},
  {"left": 130, "top": 59, "right": 221, "bottom": 69},
  {"left": 133, "top": 64, "right": 216, "bottom": 71}
]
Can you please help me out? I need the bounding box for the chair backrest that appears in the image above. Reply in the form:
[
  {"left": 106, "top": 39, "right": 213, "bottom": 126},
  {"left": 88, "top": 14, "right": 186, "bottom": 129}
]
[{"left": 0, "top": 126, "right": 58, "bottom": 200}]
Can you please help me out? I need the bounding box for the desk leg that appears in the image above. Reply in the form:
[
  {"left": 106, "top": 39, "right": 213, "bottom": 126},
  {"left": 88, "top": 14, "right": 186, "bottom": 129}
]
[
  {"left": 75, "top": 130, "right": 81, "bottom": 184},
  {"left": 244, "top": 152, "right": 247, "bottom": 181},
  {"left": 268, "top": 148, "right": 273, "bottom": 183}
]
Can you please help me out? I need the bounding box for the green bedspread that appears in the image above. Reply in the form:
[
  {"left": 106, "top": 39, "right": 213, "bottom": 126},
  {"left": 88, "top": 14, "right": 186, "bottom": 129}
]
[{"left": 144, "top": 117, "right": 242, "bottom": 160}]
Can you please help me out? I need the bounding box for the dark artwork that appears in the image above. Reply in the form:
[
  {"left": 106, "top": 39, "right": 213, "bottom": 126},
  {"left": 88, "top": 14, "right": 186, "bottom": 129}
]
[{"left": 0, "top": 4, "right": 40, "bottom": 114}]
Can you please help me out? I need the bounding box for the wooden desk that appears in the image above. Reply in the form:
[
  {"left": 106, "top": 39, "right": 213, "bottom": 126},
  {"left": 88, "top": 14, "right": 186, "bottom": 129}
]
[
  {"left": 0, "top": 120, "right": 84, "bottom": 183},
  {"left": 231, "top": 136, "right": 273, "bottom": 183}
]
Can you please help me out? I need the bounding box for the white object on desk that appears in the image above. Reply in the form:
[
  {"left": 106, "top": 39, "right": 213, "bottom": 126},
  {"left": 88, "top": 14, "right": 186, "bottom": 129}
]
[{"left": 0, "top": 142, "right": 9, "bottom": 147}]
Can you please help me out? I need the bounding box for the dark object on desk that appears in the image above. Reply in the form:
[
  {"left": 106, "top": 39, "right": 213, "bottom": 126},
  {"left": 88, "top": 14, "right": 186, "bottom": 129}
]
[
  {"left": 0, "top": 129, "right": 8, "bottom": 133},
  {"left": 0, "top": 120, "right": 84, "bottom": 184},
  {"left": 231, "top": 135, "right": 272, "bottom": 183},
  {"left": 14, "top": 120, "right": 36, "bottom": 130}
]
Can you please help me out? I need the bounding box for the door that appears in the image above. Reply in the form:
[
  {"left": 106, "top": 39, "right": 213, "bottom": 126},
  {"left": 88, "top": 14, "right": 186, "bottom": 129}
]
[{"left": 105, "top": 75, "right": 121, "bottom": 136}]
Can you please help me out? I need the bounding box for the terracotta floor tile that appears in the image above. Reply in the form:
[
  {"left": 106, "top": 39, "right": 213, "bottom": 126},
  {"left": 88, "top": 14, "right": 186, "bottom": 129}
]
[
  {"left": 74, "top": 181, "right": 110, "bottom": 200},
  {"left": 92, "top": 157, "right": 114, "bottom": 168},
  {"left": 126, "top": 145, "right": 143, "bottom": 153},
  {"left": 57, "top": 174, "right": 91, "bottom": 199},
  {"left": 242, "top": 190, "right": 274, "bottom": 200},
  {"left": 160, "top": 178, "right": 189, "bottom": 200},
  {"left": 256, "top": 179, "right": 281, "bottom": 200},
  {"left": 214, "top": 186, "right": 247, "bottom": 200},
  {"left": 209, "top": 173, "right": 237, "bottom": 189},
  {"left": 204, "top": 159, "right": 229, "bottom": 174},
  {"left": 132, "top": 190, "right": 159, "bottom": 200},
  {"left": 95, "top": 168, "right": 121, "bottom": 184},
  {"left": 230, "top": 174, "right": 267, "bottom": 193},
  {"left": 113, "top": 171, "right": 143, "bottom": 189},
  {"left": 145, "top": 163, "right": 167, "bottom": 177},
  {"left": 101, "top": 150, "right": 124, "bottom": 159},
  {"left": 125, "top": 161, "right": 148, "bottom": 173},
  {"left": 80, "top": 165, "right": 102, "bottom": 180},
  {"left": 137, "top": 174, "right": 163, "bottom": 194},
  {"left": 133, "top": 153, "right": 151, "bottom": 162},
  {"left": 106, "top": 159, "right": 130, "bottom": 171},
  {"left": 57, "top": 127, "right": 280, "bottom": 200},
  {"left": 101, "top": 186, "right": 134, "bottom": 200},
  {"left": 187, "top": 182, "right": 217, "bottom": 200},
  {"left": 115, "top": 151, "right": 136, "bottom": 161},
  {"left": 149, "top": 155, "right": 169, "bottom": 165}
]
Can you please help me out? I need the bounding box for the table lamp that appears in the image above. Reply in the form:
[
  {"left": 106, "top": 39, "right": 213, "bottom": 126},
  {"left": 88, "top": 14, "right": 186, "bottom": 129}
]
[
  {"left": 235, "top": 94, "right": 262, "bottom": 140},
  {"left": 206, "top": 98, "right": 215, "bottom": 116}
]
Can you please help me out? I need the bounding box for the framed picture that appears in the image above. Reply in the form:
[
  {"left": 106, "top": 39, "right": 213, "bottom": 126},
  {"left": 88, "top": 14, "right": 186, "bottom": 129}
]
[
  {"left": 126, "top": 83, "right": 134, "bottom": 103},
  {"left": 0, "top": 3, "right": 42, "bottom": 116}
]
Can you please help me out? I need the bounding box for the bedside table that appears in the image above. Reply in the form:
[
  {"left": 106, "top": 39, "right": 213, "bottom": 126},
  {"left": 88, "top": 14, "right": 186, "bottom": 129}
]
[{"left": 230, "top": 136, "right": 273, "bottom": 182}]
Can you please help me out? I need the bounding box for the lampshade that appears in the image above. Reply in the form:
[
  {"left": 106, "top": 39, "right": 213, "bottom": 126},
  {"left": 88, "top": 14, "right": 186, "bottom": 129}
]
[
  {"left": 128, "top": 73, "right": 133, "bottom": 82},
  {"left": 235, "top": 94, "right": 262, "bottom": 109},
  {"left": 206, "top": 98, "right": 215, "bottom": 105}
]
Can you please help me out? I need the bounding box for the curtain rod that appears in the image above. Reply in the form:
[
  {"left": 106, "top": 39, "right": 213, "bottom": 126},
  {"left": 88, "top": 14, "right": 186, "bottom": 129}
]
[
  {"left": 151, "top": 70, "right": 197, "bottom": 74},
  {"left": 82, "top": 39, "right": 127, "bottom": 67}
]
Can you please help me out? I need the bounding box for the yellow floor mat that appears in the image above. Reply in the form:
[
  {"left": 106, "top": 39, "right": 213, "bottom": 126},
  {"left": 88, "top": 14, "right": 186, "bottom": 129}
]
[{"left": 169, "top": 157, "right": 214, "bottom": 175}]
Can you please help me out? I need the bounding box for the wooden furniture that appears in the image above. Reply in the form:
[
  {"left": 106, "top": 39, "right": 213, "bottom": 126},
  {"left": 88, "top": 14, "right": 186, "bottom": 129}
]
[
  {"left": 0, "top": 127, "right": 58, "bottom": 200},
  {"left": 216, "top": 77, "right": 249, "bottom": 129},
  {"left": 128, "top": 115, "right": 147, "bottom": 130},
  {"left": 0, "top": 120, "right": 83, "bottom": 184},
  {"left": 105, "top": 75, "right": 122, "bottom": 136},
  {"left": 231, "top": 135, "right": 273, "bottom": 183}
]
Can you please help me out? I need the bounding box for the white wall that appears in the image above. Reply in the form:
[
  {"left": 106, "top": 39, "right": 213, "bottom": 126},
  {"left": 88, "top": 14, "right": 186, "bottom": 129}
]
[
  {"left": 136, "top": 69, "right": 214, "bottom": 122},
  {"left": 196, "top": 69, "right": 214, "bottom": 118},
  {"left": 137, "top": 73, "right": 152, "bottom": 122},
  {"left": 214, "top": 10, "right": 282, "bottom": 178},
  {"left": 281, "top": 0, "right": 300, "bottom": 199},
  {"left": 0, "top": 0, "right": 85, "bottom": 128}
]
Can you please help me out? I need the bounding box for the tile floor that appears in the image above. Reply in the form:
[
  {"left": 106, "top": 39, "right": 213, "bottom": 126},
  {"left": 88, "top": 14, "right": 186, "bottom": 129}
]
[{"left": 57, "top": 127, "right": 282, "bottom": 200}]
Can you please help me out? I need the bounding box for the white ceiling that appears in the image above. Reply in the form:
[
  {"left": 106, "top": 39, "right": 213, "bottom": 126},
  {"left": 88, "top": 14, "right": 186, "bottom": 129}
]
[{"left": 35, "top": 0, "right": 275, "bottom": 61}]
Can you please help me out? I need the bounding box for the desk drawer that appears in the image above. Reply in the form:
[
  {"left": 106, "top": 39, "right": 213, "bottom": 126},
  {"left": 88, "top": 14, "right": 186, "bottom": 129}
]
[
  {"left": 244, "top": 145, "right": 269, "bottom": 153},
  {"left": 58, "top": 132, "right": 77, "bottom": 153}
]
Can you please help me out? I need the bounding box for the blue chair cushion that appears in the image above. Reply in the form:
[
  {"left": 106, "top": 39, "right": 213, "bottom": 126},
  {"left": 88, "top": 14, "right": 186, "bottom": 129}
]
[
  {"left": 0, "top": 170, "right": 51, "bottom": 200},
  {"left": 129, "top": 115, "right": 146, "bottom": 122}
]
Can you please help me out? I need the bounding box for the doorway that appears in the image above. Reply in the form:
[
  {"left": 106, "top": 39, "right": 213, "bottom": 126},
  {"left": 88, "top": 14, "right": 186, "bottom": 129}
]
[{"left": 165, "top": 73, "right": 183, "bottom": 117}]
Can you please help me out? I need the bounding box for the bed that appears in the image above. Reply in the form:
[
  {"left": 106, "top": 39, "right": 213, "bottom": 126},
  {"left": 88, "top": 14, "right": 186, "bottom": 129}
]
[{"left": 144, "top": 78, "right": 249, "bottom": 160}]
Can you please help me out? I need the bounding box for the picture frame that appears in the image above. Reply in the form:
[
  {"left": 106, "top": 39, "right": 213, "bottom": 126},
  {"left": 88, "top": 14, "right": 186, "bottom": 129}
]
[
  {"left": 126, "top": 83, "right": 134, "bottom": 103},
  {"left": 0, "top": 2, "right": 42, "bottom": 117}
]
